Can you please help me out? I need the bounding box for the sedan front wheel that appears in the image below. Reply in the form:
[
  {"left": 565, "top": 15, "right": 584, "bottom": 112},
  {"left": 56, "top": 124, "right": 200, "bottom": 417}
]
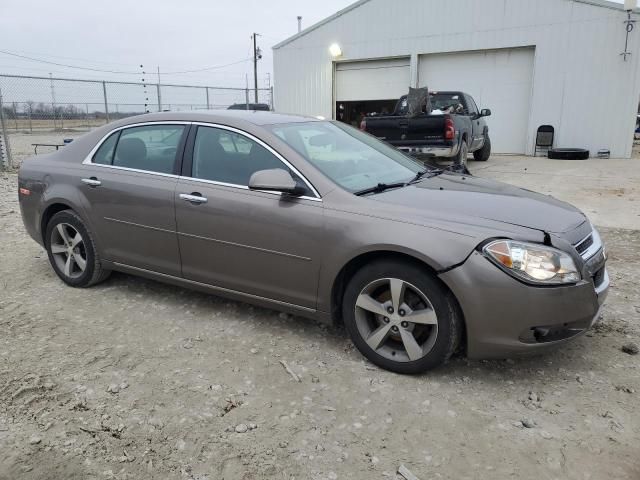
[{"left": 342, "top": 259, "right": 462, "bottom": 374}]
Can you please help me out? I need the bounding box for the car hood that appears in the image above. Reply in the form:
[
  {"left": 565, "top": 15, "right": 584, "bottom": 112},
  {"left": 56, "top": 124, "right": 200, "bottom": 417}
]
[{"left": 370, "top": 173, "right": 587, "bottom": 235}]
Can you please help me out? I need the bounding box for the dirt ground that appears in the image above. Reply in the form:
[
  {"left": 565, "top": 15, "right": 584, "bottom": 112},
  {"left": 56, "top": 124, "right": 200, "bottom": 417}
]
[
  {"left": 5, "top": 131, "right": 90, "bottom": 167},
  {"left": 0, "top": 165, "right": 639, "bottom": 479}
]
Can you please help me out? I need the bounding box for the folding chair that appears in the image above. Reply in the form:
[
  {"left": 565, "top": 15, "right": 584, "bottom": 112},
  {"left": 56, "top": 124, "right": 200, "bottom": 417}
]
[{"left": 534, "top": 125, "right": 554, "bottom": 157}]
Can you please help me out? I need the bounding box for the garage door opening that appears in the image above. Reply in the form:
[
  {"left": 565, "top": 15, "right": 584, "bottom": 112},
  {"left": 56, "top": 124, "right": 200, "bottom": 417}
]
[
  {"left": 335, "top": 57, "right": 410, "bottom": 126},
  {"left": 336, "top": 99, "right": 397, "bottom": 127}
]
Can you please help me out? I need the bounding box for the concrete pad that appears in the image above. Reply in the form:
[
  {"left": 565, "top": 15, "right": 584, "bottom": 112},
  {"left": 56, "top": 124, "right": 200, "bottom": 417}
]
[{"left": 469, "top": 155, "right": 640, "bottom": 230}]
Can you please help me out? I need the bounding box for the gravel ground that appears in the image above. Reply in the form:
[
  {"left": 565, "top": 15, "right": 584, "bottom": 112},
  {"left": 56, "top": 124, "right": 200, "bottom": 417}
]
[{"left": 0, "top": 171, "right": 638, "bottom": 480}]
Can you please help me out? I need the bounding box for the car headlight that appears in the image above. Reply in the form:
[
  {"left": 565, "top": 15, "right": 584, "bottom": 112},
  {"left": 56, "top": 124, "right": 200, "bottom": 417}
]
[{"left": 483, "top": 240, "right": 580, "bottom": 285}]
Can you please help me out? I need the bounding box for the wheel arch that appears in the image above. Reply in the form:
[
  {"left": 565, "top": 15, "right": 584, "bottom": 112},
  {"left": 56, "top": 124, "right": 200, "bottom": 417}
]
[
  {"left": 330, "top": 250, "right": 467, "bottom": 351},
  {"left": 40, "top": 202, "right": 74, "bottom": 243}
]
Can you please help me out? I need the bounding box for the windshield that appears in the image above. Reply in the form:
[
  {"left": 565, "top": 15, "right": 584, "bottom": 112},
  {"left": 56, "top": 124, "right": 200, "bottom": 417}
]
[{"left": 269, "top": 121, "right": 426, "bottom": 193}]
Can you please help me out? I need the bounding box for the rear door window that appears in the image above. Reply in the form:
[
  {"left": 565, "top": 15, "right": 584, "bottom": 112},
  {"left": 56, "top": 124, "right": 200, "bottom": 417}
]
[{"left": 110, "top": 124, "right": 185, "bottom": 174}]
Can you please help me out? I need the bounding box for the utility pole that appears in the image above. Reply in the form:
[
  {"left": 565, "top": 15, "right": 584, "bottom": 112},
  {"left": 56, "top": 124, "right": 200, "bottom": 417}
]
[
  {"left": 297, "top": 16, "right": 302, "bottom": 33},
  {"left": 252, "top": 33, "right": 260, "bottom": 103}
]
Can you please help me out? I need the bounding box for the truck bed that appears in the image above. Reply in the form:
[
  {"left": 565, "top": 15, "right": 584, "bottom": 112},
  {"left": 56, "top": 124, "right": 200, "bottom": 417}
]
[{"left": 361, "top": 113, "right": 455, "bottom": 153}]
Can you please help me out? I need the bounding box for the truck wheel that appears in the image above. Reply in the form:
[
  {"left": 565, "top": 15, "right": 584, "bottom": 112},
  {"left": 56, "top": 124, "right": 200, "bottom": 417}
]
[
  {"left": 456, "top": 140, "right": 468, "bottom": 168},
  {"left": 473, "top": 135, "right": 491, "bottom": 162}
]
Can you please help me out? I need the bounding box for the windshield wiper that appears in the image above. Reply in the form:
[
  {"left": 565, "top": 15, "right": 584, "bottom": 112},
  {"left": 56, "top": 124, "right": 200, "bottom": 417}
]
[
  {"left": 409, "top": 168, "right": 444, "bottom": 183},
  {"left": 355, "top": 169, "right": 445, "bottom": 196},
  {"left": 354, "top": 182, "right": 407, "bottom": 197}
]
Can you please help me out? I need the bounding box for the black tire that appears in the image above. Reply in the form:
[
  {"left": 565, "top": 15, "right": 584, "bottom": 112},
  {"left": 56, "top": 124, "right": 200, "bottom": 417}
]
[
  {"left": 342, "top": 259, "right": 462, "bottom": 374},
  {"left": 45, "top": 210, "right": 111, "bottom": 288},
  {"left": 547, "top": 148, "right": 589, "bottom": 160},
  {"left": 473, "top": 134, "right": 491, "bottom": 162}
]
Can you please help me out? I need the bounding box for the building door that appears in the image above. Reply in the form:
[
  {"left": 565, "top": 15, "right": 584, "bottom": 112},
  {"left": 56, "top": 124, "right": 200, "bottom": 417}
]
[
  {"left": 419, "top": 48, "right": 535, "bottom": 154},
  {"left": 335, "top": 58, "right": 411, "bottom": 126}
]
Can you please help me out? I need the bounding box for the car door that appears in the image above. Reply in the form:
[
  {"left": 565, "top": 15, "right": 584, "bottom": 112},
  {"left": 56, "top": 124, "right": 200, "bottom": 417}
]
[
  {"left": 174, "top": 124, "right": 324, "bottom": 309},
  {"left": 79, "top": 122, "right": 188, "bottom": 277},
  {"left": 465, "top": 94, "right": 484, "bottom": 150}
]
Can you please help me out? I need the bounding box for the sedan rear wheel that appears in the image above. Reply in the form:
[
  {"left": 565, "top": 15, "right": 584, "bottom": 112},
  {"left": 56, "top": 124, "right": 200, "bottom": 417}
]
[
  {"left": 342, "top": 259, "right": 462, "bottom": 374},
  {"left": 50, "top": 223, "right": 87, "bottom": 279},
  {"left": 45, "top": 210, "right": 110, "bottom": 287}
]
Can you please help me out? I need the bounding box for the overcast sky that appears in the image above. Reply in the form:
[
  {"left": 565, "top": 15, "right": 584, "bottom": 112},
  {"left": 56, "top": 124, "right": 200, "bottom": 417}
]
[
  {"left": 0, "top": 0, "right": 630, "bottom": 90},
  {"left": 0, "top": 0, "right": 355, "bottom": 88}
]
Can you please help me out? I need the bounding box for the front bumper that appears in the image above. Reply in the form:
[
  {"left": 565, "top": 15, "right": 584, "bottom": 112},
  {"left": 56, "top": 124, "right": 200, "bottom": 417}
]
[{"left": 439, "top": 250, "right": 609, "bottom": 359}]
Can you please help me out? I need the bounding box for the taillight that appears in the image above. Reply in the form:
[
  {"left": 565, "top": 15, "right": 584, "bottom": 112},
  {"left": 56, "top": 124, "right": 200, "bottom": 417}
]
[
  {"left": 19, "top": 187, "right": 31, "bottom": 196},
  {"left": 360, "top": 118, "right": 367, "bottom": 131},
  {"left": 444, "top": 117, "right": 455, "bottom": 141}
]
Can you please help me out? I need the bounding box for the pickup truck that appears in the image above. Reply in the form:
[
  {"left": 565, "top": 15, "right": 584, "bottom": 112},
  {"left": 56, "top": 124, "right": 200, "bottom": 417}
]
[{"left": 360, "top": 91, "right": 492, "bottom": 168}]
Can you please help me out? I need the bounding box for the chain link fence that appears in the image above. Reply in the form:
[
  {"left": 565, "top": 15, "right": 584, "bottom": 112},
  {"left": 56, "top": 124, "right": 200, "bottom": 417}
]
[{"left": 0, "top": 74, "right": 273, "bottom": 169}]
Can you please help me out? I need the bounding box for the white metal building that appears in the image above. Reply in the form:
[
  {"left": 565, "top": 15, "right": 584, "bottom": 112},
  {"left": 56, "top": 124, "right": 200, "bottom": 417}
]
[{"left": 273, "top": 0, "right": 640, "bottom": 158}]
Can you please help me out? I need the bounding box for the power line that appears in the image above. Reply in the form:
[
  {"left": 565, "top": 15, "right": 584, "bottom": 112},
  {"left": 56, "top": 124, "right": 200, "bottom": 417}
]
[
  {"left": 0, "top": 50, "right": 140, "bottom": 74},
  {"left": 162, "top": 58, "right": 252, "bottom": 75},
  {"left": 0, "top": 49, "right": 141, "bottom": 68},
  {"left": 0, "top": 50, "right": 253, "bottom": 76}
]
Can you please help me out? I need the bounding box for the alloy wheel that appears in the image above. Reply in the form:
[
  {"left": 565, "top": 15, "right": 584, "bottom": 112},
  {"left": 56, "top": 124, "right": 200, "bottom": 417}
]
[
  {"left": 354, "top": 278, "right": 439, "bottom": 363},
  {"left": 50, "top": 223, "right": 87, "bottom": 279}
]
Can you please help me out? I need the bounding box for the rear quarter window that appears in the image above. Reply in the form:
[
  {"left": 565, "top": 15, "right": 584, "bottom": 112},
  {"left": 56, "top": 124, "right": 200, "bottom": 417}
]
[{"left": 92, "top": 131, "right": 119, "bottom": 165}]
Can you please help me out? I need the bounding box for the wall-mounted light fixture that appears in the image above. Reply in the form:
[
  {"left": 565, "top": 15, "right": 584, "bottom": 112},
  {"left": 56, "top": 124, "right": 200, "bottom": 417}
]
[
  {"left": 621, "top": 0, "right": 637, "bottom": 61},
  {"left": 329, "top": 43, "right": 343, "bottom": 58}
]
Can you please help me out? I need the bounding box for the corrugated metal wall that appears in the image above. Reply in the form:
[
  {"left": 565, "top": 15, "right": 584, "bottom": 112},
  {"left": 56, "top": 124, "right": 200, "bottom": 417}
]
[{"left": 274, "top": 0, "right": 640, "bottom": 158}]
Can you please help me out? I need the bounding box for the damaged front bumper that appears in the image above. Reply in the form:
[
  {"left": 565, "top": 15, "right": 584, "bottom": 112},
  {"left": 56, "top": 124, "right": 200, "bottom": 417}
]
[{"left": 439, "top": 236, "right": 609, "bottom": 360}]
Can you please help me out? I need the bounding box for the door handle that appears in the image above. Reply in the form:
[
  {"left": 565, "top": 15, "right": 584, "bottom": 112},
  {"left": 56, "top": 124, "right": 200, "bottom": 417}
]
[
  {"left": 179, "top": 193, "right": 208, "bottom": 204},
  {"left": 81, "top": 177, "right": 101, "bottom": 187}
]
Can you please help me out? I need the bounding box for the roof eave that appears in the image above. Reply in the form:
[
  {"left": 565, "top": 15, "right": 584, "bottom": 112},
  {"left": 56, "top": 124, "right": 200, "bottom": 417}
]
[
  {"left": 272, "top": 0, "right": 372, "bottom": 50},
  {"left": 273, "top": 0, "right": 639, "bottom": 51},
  {"left": 572, "top": 0, "right": 639, "bottom": 12}
]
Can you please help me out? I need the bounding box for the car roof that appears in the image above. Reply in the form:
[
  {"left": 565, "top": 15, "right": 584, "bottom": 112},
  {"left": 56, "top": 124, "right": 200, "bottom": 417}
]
[{"left": 111, "top": 110, "right": 321, "bottom": 128}]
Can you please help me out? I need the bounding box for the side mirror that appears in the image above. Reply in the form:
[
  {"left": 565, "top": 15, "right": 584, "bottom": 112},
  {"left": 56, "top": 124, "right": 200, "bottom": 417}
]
[
  {"left": 480, "top": 108, "right": 492, "bottom": 117},
  {"left": 249, "top": 168, "right": 306, "bottom": 196}
]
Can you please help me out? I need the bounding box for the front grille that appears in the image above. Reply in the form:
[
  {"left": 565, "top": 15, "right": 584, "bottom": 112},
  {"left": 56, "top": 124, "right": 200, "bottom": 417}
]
[
  {"left": 573, "top": 229, "right": 602, "bottom": 260},
  {"left": 575, "top": 234, "right": 594, "bottom": 255}
]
